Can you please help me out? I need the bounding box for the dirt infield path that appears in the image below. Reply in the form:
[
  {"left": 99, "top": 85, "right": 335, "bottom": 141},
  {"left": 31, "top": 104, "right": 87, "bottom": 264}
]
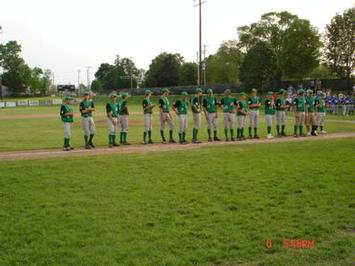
[{"left": 0, "top": 132, "right": 353, "bottom": 161}]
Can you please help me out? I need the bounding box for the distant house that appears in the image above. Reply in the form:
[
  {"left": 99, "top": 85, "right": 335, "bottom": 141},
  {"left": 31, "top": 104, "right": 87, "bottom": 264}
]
[{"left": 0, "top": 85, "right": 13, "bottom": 97}]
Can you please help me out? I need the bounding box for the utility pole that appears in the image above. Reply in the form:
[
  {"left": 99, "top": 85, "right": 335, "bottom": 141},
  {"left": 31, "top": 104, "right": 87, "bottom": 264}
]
[
  {"left": 202, "top": 44, "right": 208, "bottom": 86},
  {"left": 86, "top": 66, "right": 91, "bottom": 90},
  {"left": 194, "top": 0, "right": 205, "bottom": 86},
  {"left": 77, "top": 69, "right": 81, "bottom": 96}
]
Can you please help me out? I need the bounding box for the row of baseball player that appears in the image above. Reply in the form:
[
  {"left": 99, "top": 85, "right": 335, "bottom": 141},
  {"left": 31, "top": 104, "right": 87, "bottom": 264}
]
[{"left": 59, "top": 88, "right": 327, "bottom": 151}]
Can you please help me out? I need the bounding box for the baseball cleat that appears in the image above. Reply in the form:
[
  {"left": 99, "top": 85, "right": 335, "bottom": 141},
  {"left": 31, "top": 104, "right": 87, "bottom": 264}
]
[
  {"left": 254, "top": 135, "right": 260, "bottom": 139},
  {"left": 113, "top": 143, "right": 120, "bottom": 147},
  {"left": 231, "top": 137, "right": 236, "bottom": 141},
  {"left": 148, "top": 140, "right": 154, "bottom": 144},
  {"left": 208, "top": 138, "right": 213, "bottom": 142},
  {"left": 169, "top": 139, "right": 177, "bottom": 143},
  {"left": 320, "top": 130, "right": 327, "bottom": 134},
  {"left": 267, "top": 134, "right": 274, "bottom": 139},
  {"left": 85, "top": 145, "right": 92, "bottom": 149},
  {"left": 108, "top": 144, "right": 113, "bottom": 148},
  {"left": 89, "top": 143, "right": 95, "bottom": 148},
  {"left": 213, "top": 137, "right": 221, "bottom": 141}
]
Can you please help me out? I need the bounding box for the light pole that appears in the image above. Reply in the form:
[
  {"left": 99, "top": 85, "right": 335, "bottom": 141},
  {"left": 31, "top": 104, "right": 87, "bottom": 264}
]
[{"left": 194, "top": 0, "right": 205, "bottom": 86}]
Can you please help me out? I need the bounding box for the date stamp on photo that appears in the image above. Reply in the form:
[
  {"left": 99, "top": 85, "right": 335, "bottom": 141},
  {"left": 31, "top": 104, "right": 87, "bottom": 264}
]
[{"left": 265, "top": 239, "right": 316, "bottom": 249}]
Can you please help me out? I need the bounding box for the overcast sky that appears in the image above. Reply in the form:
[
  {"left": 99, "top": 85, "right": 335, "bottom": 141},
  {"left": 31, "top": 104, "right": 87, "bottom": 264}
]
[{"left": 0, "top": 0, "right": 353, "bottom": 84}]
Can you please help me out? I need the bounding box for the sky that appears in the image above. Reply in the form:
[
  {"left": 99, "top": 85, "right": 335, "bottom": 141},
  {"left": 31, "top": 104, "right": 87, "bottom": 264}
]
[{"left": 0, "top": 0, "right": 353, "bottom": 85}]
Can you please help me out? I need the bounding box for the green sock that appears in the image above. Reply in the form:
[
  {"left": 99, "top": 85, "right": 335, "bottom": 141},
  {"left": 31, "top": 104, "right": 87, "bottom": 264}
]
[
  {"left": 294, "top": 125, "right": 298, "bottom": 135},
  {"left": 267, "top": 126, "right": 271, "bottom": 134},
  {"left": 192, "top": 128, "right": 196, "bottom": 140},
  {"left": 214, "top": 130, "right": 217, "bottom": 138},
  {"left": 241, "top": 128, "right": 244, "bottom": 137},
  {"left": 254, "top": 128, "right": 257, "bottom": 137},
  {"left": 224, "top": 129, "right": 228, "bottom": 139},
  {"left": 276, "top": 125, "right": 280, "bottom": 135},
  {"left": 248, "top": 127, "right": 252, "bottom": 137},
  {"left": 178, "top": 133, "right": 182, "bottom": 142},
  {"left": 124, "top": 132, "right": 127, "bottom": 142},
  {"left": 230, "top": 129, "right": 234, "bottom": 138},
  {"left": 237, "top": 128, "right": 240, "bottom": 138},
  {"left": 113, "top": 135, "right": 116, "bottom": 144},
  {"left": 299, "top": 126, "right": 303, "bottom": 135},
  {"left": 160, "top": 130, "right": 165, "bottom": 141},
  {"left": 207, "top": 129, "right": 211, "bottom": 139},
  {"left": 89, "top": 134, "right": 94, "bottom": 144},
  {"left": 320, "top": 126, "right": 323, "bottom": 131},
  {"left": 109, "top": 135, "right": 112, "bottom": 144},
  {"left": 144, "top": 132, "right": 147, "bottom": 142},
  {"left": 84, "top": 135, "right": 88, "bottom": 145},
  {"left": 148, "top": 130, "right": 152, "bottom": 140},
  {"left": 182, "top": 132, "right": 186, "bottom": 142},
  {"left": 169, "top": 130, "right": 173, "bottom": 141},
  {"left": 120, "top": 132, "right": 123, "bottom": 143},
  {"left": 281, "top": 125, "right": 285, "bottom": 134},
  {"left": 63, "top": 138, "right": 67, "bottom": 147},
  {"left": 67, "top": 138, "right": 70, "bottom": 147}
]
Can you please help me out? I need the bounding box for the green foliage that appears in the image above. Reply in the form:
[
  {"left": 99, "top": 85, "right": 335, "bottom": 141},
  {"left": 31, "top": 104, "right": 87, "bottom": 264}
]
[
  {"left": 325, "top": 7, "right": 355, "bottom": 88},
  {"left": 145, "top": 52, "right": 184, "bottom": 87},
  {"left": 178, "top": 62, "right": 197, "bottom": 86},
  {"left": 240, "top": 42, "right": 277, "bottom": 91},
  {"left": 206, "top": 41, "right": 243, "bottom": 84},
  {"left": 308, "top": 64, "right": 337, "bottom": 79},
  {"left": 0, "top": 138, "right": 354, "bottom": 265},
  {"left": 93, "top": 56, "right": 139, "bottom": 92},
  {"left": 280, "top": 19, "right": 321, "bottom": 79},
  {"left": 90, "top": 79, "right": 103, "bottom": 93},
  {"left": 237, "top": 11, "right": 321, "bottom": 81}
]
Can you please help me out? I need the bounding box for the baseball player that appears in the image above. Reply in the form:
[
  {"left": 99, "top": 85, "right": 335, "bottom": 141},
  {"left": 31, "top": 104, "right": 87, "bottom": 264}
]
[
  {"left": 60, "top": 95, "right": 74, "bottom": 151},
  {"left": 315, "top": 92, "right": 327, "bottom": 134},
  {"left": 173, "top": 91, "right": 189, "bottom": 144},
  {"left": 247, "top": 88, "right": 261, "bottom": 139},
  {"left": 275, "top": 89, "right": 287, "bottom": 137},
  {"left": 264, "top": 91, "right": 276, "bottom": 139},
  {"left": 305, "top": 90, "right": 317, "bottom": 136},
  {"left": 220, "top": 89, "right": 237, "bottom": 141},
  {"left": 237, "top": 92, "right": 248, "bottom": 141},
  {"left": 203, "top": 88, "right": 221, "bottom": 142},
  {"left": 159, "top": 88, "right": 176, "bottom": 144},
  {"left": 142, "top": 89, "right": 155, "bottom": 144},
  {"left": 292, "top": 89, "right": 306, "bottom": 137},
  {"left": 118, "top": 92, "right": 130, "bottom": 145},
  {"left": 80, "top": 90, "right": 96, "bottom": 149},
  {"left": 191, "top": 88, "right": 203, "bottom": 144},
  {"left": 106, "top": 92, "right": 119, "bottom": 148}
]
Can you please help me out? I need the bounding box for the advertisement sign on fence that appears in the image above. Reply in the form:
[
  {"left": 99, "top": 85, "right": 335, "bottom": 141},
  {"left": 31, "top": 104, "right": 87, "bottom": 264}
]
[
  {"left": 5, "top": 102, "right": 16, "bottom": 108},
  {"left": 28, "top": 100, "right": 40, "bottom": 106}
]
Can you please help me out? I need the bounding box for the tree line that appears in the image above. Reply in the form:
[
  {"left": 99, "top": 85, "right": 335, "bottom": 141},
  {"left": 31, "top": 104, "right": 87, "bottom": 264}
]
[{"left": 0, "top": 7, "right": 354, "bottom": 95}]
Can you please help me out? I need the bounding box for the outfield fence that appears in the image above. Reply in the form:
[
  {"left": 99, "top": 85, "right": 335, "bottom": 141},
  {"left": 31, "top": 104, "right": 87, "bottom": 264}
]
[{"left": 0, "top": 99, "right": 63, "bottom": 108}]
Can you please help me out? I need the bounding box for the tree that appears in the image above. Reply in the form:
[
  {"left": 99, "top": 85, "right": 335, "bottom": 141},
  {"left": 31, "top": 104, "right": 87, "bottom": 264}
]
[
  {"left": 91, "top": 79, "right": 103, "bottom": 92},
  {"left": 240, "top": 42, "right": 277, "bottom": 92},
  {"left": 145, "top": 53, "right": 184, "bottom": 87},
  {"left": 179, "top": 62, "right": 197, "bottom": 85},
  {"left": 237, "top": 12, "right": 321, "bottom": 82},
  {"left": 325, "top": 7, "right": 355, "bottom": 90},
  {"left": 206, "top": 41, "right": 243, "bottom": 84},
  {"left": 309, "top": 64, "right": 336, "bottom": 79},
  {"left": 280, "top": 19, "right": 321, "bottom": 79}
]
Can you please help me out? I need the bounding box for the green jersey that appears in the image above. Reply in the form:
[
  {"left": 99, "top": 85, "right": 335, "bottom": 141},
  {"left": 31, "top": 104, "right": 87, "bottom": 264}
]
[
  {"left": 80, "top": 99, "right": 95, "bottom": 117},
  {"left": 276, "top": 96, "right": 287, "bottom": 111},
  {"left": 60, "top": 104, "right": 73, "bottom": 123},
  {"left": 220, "top": 97, "right": 237, "bottom": 113},
  {"left": 159, "top": 96, "right": 170, "bottom": 113},
  {"left": 203, "top": 96, "right": 218, "bottom": 113},
  {"left": 191, "top": 96, "right": 202, "bottom": 113},
  {"left": 315, "top": 98, "right": 325, "bottom": 113},
  {"left": 293, "top": 96, "right": 306, "bottom": 112},
  {"left": 118, "top": 99, "right": 129, "bottom": 115},
  {"left": 306, "top": 96, "right": 315, "bottom": 112},
  {"left": 237, "top": 100, "right": 248, "bottom": 116},
  {"left": 248, "top": 96, "right": 261, "bottom": 110},
  {"left": 142, "top": 98, "right": 153, "bottom": 114},
  {"left": 174, "top": 99, "right": 188, "bottom": 115},
  {"left": 264, "top": 98, "right": 276, "bottom": 115},
  {"left": 106, "top": 101, "right": 118, "bottom": 117}
]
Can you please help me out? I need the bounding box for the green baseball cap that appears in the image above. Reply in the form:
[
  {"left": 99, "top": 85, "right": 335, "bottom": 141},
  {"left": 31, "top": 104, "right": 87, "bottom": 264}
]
[
  {"left": 161, "top": 88, "right": 170, "bottom": 93},
  {"left": 307, "top": 89, "right": 314, "bottom": 94},
  {"left": 224, "top": 89, "right": 231, "bottom": 94},
  {"left": 195, "top": 88, "right": 203, "bottom": 93},
  {"left": 181, "top": 91, "right": 188, "bottom": 96},
  {"left": 120, "top": 92, "right": 129, "bottom": 98},
  {"left": 206, "top": 88, "right": 213, "bottom": 94},
  {"left": 251, "top": 88, "right": 257, "bottom": 93},
  {"left": 240, "top": 92, "right": 247, "bottom": 96},
  {"left": 109, "top": 92, "right": 118, "bottom": 97},
  {"left": 297, "top": 89, "right": 305, "bottom": 94},
  {"left": 279, "top": 88, "right": 286, "bottom": 94},
  {"left": 83, "top": 90, "right": 90, "bottom": 95},
  {"left": 144, "top": 89, "right": 152, "bottom": 95},
  {"left": 63, "top": 95, "right": 72, "bottom": 101},
  {"left": 267, "top": 91, "right": 273, "bottom": 96}
]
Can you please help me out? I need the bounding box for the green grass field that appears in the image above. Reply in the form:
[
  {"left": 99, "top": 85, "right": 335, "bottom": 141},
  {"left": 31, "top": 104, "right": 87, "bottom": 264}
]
[
  {"left": 0, "top": 96, "right": 354, "bottom": 151},
  {"left": 0, "top": 138, "right": 354, "bottom": 265}
]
